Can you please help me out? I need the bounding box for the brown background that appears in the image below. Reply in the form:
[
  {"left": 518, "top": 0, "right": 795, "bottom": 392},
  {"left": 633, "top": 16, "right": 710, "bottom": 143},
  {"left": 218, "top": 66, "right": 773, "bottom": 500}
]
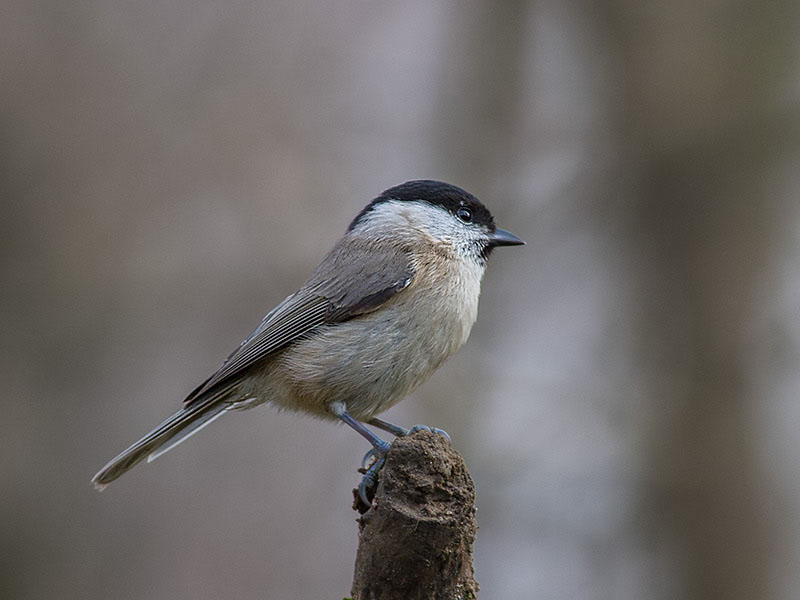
[{"left": 2, "top": 1, "right": 799, "bottom": 599}]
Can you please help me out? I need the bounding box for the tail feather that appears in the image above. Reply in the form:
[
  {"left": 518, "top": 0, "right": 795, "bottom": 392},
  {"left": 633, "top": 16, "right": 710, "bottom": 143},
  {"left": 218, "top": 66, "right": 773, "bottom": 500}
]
[
  {"left": 91, "top": 395, "right": 231, "bottom": 491},
  {"left": 146, "top": 407, "right": 228, "bottom": 463}
]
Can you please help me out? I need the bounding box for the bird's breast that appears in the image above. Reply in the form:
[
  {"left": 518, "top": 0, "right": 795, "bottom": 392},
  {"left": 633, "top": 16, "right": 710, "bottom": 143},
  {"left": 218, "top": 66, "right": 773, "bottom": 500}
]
[{"left": 268, "top": 252, "right": 485, "bottom": 420}]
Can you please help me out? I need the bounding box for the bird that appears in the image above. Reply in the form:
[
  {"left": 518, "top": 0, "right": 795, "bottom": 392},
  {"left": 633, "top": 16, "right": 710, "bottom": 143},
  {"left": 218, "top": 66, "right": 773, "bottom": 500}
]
[{"left": 92, "top": 180, "right": 524, "bottom": 502}]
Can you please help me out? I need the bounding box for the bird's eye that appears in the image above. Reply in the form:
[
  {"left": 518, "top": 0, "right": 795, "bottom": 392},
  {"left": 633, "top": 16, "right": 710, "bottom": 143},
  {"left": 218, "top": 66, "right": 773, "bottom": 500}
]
[{"left": 456, "top": 207, "right": 472, "bottom": 223}]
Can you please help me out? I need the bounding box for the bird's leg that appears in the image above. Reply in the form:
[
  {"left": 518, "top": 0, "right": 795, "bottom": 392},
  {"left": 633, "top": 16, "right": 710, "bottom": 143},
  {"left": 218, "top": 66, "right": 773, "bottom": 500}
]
[
  {"left": 366, "top": 417, "right": 408, "bottom": 437},
  {"left": 335, "top": 409, "right": 392, "bottom": 455},
  {"left": 332, "top": 405, "right": 391, "bottom": 506}
]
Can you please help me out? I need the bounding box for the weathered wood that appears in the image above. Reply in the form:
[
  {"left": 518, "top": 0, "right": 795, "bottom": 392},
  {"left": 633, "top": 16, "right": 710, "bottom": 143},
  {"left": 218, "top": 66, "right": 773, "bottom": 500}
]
[{"left": 350, "top": 430, "right": 478, "bottom": 600}]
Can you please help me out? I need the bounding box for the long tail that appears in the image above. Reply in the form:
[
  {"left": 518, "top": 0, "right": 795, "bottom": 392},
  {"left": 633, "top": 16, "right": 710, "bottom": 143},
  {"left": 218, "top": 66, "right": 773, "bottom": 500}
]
[{"left": 91, "top": 391, "right": 233, "bottom": 491}]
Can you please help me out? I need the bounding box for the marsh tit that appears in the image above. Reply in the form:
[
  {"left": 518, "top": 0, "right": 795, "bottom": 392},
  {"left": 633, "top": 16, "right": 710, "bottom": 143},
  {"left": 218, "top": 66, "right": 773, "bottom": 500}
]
[{"left": 92, "top": 180, "right": 524, "bottom": 501}]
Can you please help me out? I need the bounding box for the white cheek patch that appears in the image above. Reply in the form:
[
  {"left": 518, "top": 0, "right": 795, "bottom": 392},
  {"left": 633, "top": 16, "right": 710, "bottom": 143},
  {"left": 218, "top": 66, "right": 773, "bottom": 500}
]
[{"left": 356, "top": 200, "right": 488, "bottom": 257}]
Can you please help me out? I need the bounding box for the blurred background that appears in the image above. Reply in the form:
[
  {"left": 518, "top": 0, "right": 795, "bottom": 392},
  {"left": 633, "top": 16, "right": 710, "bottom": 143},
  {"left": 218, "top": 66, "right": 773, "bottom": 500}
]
[{"left": 2, "top": 1, "right": 799, "bottom": 598}]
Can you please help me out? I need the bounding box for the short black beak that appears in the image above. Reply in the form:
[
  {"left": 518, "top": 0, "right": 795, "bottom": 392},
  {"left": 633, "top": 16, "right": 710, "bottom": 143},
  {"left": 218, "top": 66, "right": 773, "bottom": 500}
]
[{"left": 489, "top": 227, "right": 525, "bottom": 247}]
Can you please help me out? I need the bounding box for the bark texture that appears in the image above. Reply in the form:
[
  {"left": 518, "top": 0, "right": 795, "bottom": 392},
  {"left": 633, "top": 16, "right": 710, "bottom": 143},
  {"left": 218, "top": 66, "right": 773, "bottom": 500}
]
[{"left": 350, "top": 431, "right": 478, "bottom": 600}]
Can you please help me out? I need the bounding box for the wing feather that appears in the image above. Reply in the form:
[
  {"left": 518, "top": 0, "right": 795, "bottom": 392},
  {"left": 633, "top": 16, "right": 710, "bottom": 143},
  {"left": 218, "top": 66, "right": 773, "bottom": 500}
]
[
  {"left": 184, "top": 239, "right": 415, "bottom": 405},
  {"left": 184, "top": 292, "right": 329, "bottom": 404}
]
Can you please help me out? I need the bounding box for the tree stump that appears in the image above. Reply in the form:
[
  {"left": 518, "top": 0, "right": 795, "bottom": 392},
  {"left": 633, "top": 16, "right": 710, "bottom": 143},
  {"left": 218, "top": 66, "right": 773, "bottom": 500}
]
[{"left": 350, "top": 430, "right": 479, "bottom": 600}]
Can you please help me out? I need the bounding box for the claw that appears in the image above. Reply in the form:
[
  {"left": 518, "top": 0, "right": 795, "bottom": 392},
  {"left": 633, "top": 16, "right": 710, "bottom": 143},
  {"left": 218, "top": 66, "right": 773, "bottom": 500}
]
[
  {"left": 361, "top": 447, "right": 379, "bottom": 469},
  {"left": 358, "top": 455, "right": 386, "bottom": 506},
  {"left": 407, "top": 424, "right": 431, "bottom": 434},
  {"left": 359, "top": 437, "right": 391, "bottom": 500},
  {"left": 431, "top": 427, "right": 451, "bottom": 443},
  {"left": 408, "top": 424, "right": 451, "bottom": 443}
]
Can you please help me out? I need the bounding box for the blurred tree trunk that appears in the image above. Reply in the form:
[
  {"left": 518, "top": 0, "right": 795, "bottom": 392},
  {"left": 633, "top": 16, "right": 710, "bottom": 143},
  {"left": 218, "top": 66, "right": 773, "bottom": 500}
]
[
  {"left": 595, "top": 2, "right": 796, "bottom": 598},
  {"left": 433, "top": 0, "right": 529, "bottom": 182}
]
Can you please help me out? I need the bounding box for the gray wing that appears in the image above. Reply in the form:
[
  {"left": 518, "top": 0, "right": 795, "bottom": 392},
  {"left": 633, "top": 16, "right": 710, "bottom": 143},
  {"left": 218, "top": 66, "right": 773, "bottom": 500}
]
[
  {"left": 309, "top": 238, "right": 415, "bottom": 322},
  {"left": 184, "top": 239, "right": 413, "bottom": 405}
]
